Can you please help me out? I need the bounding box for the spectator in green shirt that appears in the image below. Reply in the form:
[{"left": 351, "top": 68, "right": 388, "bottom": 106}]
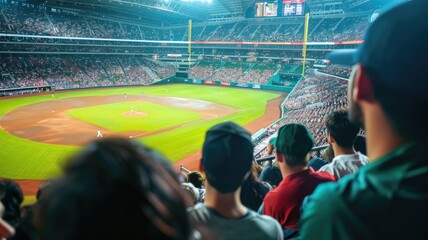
[{"left": 299, "top": 1, "right": 428, "bottom": 239}]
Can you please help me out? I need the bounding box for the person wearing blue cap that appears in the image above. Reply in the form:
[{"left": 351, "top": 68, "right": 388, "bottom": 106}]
[{"left": 299, "top": 1, "right": 428, "bottom": 239}]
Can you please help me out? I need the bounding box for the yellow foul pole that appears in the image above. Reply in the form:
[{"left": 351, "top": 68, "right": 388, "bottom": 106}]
[
  {"left": 302, "top": 13, "right": 310, "bottom": 76},
  {"left": 188, "top": 19, "right": 192, "bottom": 65}
]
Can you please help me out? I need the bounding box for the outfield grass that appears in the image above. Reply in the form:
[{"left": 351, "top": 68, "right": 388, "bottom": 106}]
[
  {"left": 0, "top": 84, "right": 280, "bottom": 180},
  {"left": 68, "top": 101, "right": 203, "bottom": 132}
]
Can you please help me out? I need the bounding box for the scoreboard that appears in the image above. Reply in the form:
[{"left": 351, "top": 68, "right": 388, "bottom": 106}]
[
  {"left": 283, "top": 0, "right": 305, "bottom": 16},
  {"left": 255, "top": 0, "right": 306, "bottom": 17}
]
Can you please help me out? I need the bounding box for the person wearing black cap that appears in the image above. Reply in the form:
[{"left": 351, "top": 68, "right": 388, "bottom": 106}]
[
  {"left": 262, "top": 124, "right": 335, "bottom": 239},
  {"left": 299, "top": 1, "right": 428, "bottom": 239},
  {"left": 188, "top": 121, "right": 283, "bottom": 240}
]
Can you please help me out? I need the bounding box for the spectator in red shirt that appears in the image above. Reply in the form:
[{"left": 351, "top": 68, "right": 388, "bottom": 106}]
[{"left": 262, "top": 124, "right": 335, "bottom": 239}]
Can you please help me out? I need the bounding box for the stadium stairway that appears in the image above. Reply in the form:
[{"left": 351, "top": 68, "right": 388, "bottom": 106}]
[{"left": 143, "top": 66, "right": 160, "bottom": 80}]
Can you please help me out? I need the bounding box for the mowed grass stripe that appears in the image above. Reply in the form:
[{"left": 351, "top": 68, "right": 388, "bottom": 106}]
[
  {"left": 0, "top": 130, "right": 77, "bottom": 179},
  {"left": 67, "top": 101, "right": 203, "bottom": 132},
  {"left": 0, "top": 85, "right": 280, "bottom": 180}
]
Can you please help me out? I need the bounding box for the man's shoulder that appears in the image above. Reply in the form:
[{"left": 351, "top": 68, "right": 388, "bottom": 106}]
[
  {"left": 236, "top": 210, "right": 283, "bottom": 239},
  {"left": 263, "top": 183, "right": 283, "bottom": 202},
  {"left": 299, "top": 178, "right": 367, "bottom": 239},
  {"left": 310, "top": 168, "right": 336, "bottom": 182},
  {"left": 306, "top": 180, "right": 343, "bottom": 204},
  {"left": 189, "top": 206, "right": 283, "bottom": 239},
  {"left": 300, "top": 180, "right": 348, "bottom": 228},
  {"left": 189, "top": 204, "right": 278, "bottom": 223},
  {"left": 249, "top": 210, "right": 280, "bottom": 224},
  {"left": 303, "top": 171, "right": 371, "bottom": 217},
  {"left": 318, "top": 162, "right": 333, "bottom": 173},
  {"left": 356, "top": 152, "right": 369, "bottom": 163}
]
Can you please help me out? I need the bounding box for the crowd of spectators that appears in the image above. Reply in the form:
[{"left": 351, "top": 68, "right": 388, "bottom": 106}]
[
  {"left": 206, "top": 22, "right": 236, "bottom": 41},
  {"left": 236, "top": 64, "right": 277, "bottom": 84},
  {"left": 255, "top": 75, "right": 349, "bottom": 159},
  {"left": 0, "top": 55, "right": 280, "bottom": 91},
  {"left": 189, "top": 62, "right": 219, "bottom": 79},
  {"left": 0, "top": 2, "right": 370, "bottom": 42},
  {"left": 0, "top": 56, "right": 48, "bottom": 89},
  {"left": 143, "top": 60, "right": 176, "bottom": 79},
  {"left": 318, "top": 64, "right": 352, "bottom": 78},
  {"left": 190, "top": 62, "right": 277, "bottom": 84},
  {"left": 0, "top": 55, "right": 175, "bottom": 90},
  {"left": 207, "top": 62, "right": 245, "bottom": 82},
  {"left": 282, "top": 75, "right": 348, "bottom": 145}
]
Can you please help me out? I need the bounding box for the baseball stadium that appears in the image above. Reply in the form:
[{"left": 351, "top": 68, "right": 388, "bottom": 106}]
[{"left": 1, "top": 0, "right": 422, "bottom": 239}]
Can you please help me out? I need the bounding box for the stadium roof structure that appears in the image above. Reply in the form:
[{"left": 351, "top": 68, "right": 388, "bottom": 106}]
[
  {"left": 24, "top": 0, "right": 382, "bottom": 26},
  {"left": 26, "top": 0, "right": 255, "bottom": 26}
]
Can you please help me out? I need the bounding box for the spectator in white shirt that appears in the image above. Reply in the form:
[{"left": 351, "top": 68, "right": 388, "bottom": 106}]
[{"left": 319, "top": 108, "right": 368, "bottom": 179}]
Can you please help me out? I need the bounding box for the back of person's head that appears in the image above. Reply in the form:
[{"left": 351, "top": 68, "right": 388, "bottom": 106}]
[
  {"left": 36, "top": 137, "right": 192, "bottom": 240},
  {"left": 338, "top": 0, "right": 428, "bottom": 142},
  {"left": 259, "top": 165, "right": 282, "bottom": 188},
  {"left": 187, "top": 171, "right": 205, "bottom": 189},
  {"left": 275, "top": 123, "right": 314, "bottom": 167},
  {"left": 202, "top": 121, "right": 253, "bottom": 193},
  {"left": 325, "top": 108, "right": 359, "bottom": 148},
  {"left": 0, "top": 180, "right": 23, "bottom": 227}
]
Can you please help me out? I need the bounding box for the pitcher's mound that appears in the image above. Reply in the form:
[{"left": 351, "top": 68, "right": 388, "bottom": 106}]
[{"left": 122, "top": 112, "right": 148, "bottom": 117}]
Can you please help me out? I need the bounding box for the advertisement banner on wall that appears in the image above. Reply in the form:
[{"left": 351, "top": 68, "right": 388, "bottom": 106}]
[
  {"left": 193, "top": 79, "right": 202, "bottom": 84},
  {"left": 204, "top": 80, "right": 215, "bottom": 85},
  {"left": 253, "top": 84, "right": 261, "bottom": 89},
  {"left": 236, "top": 82, "right": 249, "bottom": 88},
  {"left": 220, "top": 81, "right": 231, "bottom": 86}
]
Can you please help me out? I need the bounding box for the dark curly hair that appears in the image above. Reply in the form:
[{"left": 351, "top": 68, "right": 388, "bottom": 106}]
[{"left": 36, "top": 137, "right": 193, "bottom": 240}]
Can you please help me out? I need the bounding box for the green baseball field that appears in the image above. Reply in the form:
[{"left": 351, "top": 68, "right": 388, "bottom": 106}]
[{"left": 0, "top": 84, "right": 281, "bottom": 186}]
